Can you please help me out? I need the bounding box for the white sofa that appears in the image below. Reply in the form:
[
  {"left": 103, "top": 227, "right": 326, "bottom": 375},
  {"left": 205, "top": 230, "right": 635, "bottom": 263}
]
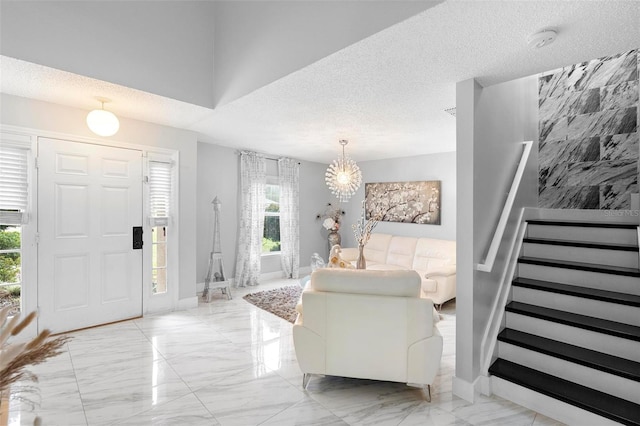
[
  {"left": 341, "top": 233, "right": 456, "bottom": 308},
  {"left": 293, "top": 268, "right": 443, "bottom": 400}
]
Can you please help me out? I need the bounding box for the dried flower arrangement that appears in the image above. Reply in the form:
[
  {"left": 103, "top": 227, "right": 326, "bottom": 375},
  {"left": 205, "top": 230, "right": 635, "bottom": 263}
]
[
  {"left": 352, "top": 201, "right": 382, "bottom": 247},
  {"left": 0, "top": 307, "right": 71, "bottom": 421},
  {"left": 316, "top": 203, "right": 345, "bottom": 232}
]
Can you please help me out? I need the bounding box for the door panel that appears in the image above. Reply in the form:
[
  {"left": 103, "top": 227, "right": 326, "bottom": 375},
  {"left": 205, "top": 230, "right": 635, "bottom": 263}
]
[
  {"left": 38, "top": 138, "right": 142, "bottom": 333},
  {"left": 53, "top": 253, "right": 90, "bottom": 310}
]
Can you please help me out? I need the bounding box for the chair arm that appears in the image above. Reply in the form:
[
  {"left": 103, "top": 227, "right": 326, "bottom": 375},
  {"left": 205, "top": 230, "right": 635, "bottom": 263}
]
[
  {"left": 407, "top": 328, "right": 443, "bottom": 385},
  {"left": 424, "top": 265, "right": 456, "bottom": 278},
  {"left": 293, "top": 324, "right": 326, "bottom": 375},
  {"left": 339, "top": 247, "right": 359, "bottom": 262}
]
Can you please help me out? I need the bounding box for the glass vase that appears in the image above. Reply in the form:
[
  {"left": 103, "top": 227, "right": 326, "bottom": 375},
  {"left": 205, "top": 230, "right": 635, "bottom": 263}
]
[{"left": 356, "top": 243, "right": 366, "bottom": 269}]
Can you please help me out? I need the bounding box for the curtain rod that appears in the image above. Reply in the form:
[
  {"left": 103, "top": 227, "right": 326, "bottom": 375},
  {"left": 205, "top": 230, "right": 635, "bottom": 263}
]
[{"left": 236, "top": 150, "right": 301, "bottom": 165}]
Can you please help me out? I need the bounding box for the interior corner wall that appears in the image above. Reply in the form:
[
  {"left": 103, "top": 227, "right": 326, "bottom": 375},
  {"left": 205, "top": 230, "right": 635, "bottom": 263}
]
[
  {"left": 0, "top": 93, "right": 199, "bottom": 301},
  {"left": 196, "top": 142, "right": 331, "bottom": 284},
  {"left": 455, "top": 75, "right": 539, "bottom": 390},
  {"left": 338, "top": 152, "right": 457, "bottom": 250}
]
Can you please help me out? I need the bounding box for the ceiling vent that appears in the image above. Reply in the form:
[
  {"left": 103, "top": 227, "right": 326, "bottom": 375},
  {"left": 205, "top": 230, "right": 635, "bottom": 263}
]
[{"left": 444, "top": 107, "right": 456, "bottom": 117}]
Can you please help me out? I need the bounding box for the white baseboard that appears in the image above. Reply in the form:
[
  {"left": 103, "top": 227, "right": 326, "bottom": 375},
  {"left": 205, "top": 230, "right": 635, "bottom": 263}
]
[
  {"left": 452, "top": 376, "right": 477, "bottom": 403},
  {"left": 177, "top": 296, "right": 198, "bottom": 310}
]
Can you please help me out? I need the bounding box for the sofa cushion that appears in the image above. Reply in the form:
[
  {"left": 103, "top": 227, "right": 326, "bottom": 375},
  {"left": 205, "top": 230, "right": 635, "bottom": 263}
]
[
  {"left": 386, "top": 236, "right": 418, "bottom": 269},
  {"left": 311, "top": 268, "right": 420, "bottom": 297},
  {"left": 363, "top": 233, "right": 393, "bottom": 264},
  {"left": 412, "top": 238, "right": 456, "bottom": 271}
]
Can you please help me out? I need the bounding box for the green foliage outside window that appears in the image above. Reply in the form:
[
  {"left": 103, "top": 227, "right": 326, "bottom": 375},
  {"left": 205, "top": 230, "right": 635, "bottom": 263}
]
[
  {"left": 263, "top": 183, "right": 281, "bottom": 253},
  {"left": 0, "top": 228, "right": 21, "bottom": 283}
]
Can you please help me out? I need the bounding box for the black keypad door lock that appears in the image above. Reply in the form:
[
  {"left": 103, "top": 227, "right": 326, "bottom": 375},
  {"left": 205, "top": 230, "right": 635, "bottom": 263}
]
[{"left": 133, "top": 226, "right": 143, "bottom": 250}]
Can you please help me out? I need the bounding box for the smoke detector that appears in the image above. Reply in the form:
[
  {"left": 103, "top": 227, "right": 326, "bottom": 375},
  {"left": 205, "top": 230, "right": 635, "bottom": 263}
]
[{"left": 527, "top": 29, "right": 557, "bottom": 49}]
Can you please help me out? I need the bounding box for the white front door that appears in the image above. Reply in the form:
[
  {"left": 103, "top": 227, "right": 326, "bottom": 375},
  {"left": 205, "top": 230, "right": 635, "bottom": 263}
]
[{"left": 38, "top": 138, "right": 143, "bottom": 334}]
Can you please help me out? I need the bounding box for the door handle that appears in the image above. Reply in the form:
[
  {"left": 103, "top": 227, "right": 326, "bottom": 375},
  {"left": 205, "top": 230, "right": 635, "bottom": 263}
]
[{"left": 133, "top": 226, "right": 143, "bottom": 249}]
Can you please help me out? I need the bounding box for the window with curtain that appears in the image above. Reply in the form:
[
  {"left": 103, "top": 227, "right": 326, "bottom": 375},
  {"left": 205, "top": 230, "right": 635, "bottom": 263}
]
[{"left": 148, "top": 159, "right": 172, "bottom": 294}]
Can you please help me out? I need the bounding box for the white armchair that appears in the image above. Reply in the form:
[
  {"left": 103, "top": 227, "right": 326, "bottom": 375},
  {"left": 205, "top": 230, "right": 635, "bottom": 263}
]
[{"left": 293, "top": 268, "right": 443, "bottom": 400}]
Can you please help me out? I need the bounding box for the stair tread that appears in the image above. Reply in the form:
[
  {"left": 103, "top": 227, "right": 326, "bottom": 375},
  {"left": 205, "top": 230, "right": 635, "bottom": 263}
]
[
  {"left": 523, "top": 237, "right": 639, "bottom": 251},
  {"left": 489, "top": 358, "right": 640, "bottom": 426},
  {"left": 519, "top": 256, "right": 640, "bottom": 277},
  {"left": 512, "top": 277, "right": 640, "bottom": 307},
  {"left": 527, "top": 219, "right": 638, "bottom": 229},
  {"left": 505, "top": 301, "right": 640, "bottom": 342},
  {"left": 498, "top": 328, "right": 640, "bottom": 382}
]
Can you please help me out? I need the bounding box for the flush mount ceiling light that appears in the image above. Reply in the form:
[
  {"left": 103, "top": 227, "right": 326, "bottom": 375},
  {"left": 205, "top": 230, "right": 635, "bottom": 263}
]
[
  {"left": 527, "top": 29, "right": 557, "bottom": 49},
  {"left": 86, "top": 97, "right": 119, "bottom": 137},
  {"left": 325, "top": 139, "right": 362, "bottom": 203}
]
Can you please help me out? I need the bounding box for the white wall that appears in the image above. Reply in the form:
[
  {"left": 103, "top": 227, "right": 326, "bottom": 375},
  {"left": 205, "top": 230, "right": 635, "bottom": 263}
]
[
  {"left": 0, "top": 93, "right": 199, "bottom": 301},
  {"left": 196, "top": 142, "right": 331, "bottom": 284},
  {"left": 338, "top": 151, "right": 457, "bottom": 249},
  {"left": 0, "top": 1, "right": 216, "bottom": 108},
  {"left": 455, "top": 76, "right": 538, "bottom": 396}
]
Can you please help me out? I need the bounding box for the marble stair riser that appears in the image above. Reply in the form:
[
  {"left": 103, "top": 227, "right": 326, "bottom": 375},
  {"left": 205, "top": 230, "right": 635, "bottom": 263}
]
[
  {"left": 522, "top": 242, "right": 638, "bottom": 268},
  {"left": 518, "top": 263, "right": 640, "bottom": 295},
  {"left": 498, "top": 342, "right": 640, "bottom": 404},
  {"left": 505, "top": 312, "right": 640, "bottom": 362},
  {"left": 512, "top": 286, "right": 640, "bottom": 327},
  {"left": 490, "top": 376, "right": 620, "bottom": 426},
  {"left": 526, "top": 224, "right": 637, "bottom": 245}
]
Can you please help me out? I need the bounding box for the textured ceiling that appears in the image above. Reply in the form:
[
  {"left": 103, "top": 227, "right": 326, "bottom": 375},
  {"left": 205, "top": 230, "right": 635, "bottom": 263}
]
[{"left": 2, "top": 1, "right": 639, "bottom": 163}]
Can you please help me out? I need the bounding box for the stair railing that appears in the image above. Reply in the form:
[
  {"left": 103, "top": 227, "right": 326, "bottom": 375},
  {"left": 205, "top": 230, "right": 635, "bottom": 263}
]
[{"left": 476, "top": 141, "right": 533, "bottom": 272}]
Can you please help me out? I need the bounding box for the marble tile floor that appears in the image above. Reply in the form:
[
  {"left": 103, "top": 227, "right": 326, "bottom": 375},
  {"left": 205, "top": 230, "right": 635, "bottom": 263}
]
[{"left": 7, "top": 278, "right": 564, "bottom": 426}]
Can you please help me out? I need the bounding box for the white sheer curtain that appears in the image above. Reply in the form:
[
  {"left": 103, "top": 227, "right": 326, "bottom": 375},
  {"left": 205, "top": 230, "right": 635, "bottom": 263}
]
[
  {"left": 235, "top": 151, "right": 266, "bottom": 287},
  {"left": 278, "top": 158, "right": 300, "bottom": 279}
]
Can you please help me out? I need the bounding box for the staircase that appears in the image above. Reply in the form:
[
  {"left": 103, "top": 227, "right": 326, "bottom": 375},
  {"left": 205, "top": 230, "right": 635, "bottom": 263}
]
[{"left": 489, "top": 219, "right": 640, "bottom": 425}]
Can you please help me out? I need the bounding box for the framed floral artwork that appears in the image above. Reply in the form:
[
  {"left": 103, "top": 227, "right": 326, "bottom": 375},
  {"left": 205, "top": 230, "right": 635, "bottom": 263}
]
[{"left": 365, "top": 181, "right": 441, "bottom": 225}]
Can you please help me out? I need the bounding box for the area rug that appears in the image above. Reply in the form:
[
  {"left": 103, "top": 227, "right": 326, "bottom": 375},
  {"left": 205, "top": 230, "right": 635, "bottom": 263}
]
[{"left": 243, "top": 285, "right": 302, "bottom": 324}]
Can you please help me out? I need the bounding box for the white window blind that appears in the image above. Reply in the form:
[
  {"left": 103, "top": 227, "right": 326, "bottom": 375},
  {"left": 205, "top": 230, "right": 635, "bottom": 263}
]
[
  {"left": 0, "top": 144, "right": 29, "bottom": 225},
  {"left": 148, "top": 160, "right": 172, "bottom": 226}
]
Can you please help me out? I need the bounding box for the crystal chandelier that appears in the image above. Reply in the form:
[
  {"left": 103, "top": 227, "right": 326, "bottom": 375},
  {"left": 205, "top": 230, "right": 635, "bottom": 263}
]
[{"left": 325, "top": 139, "right": 362, "bottom": 202}]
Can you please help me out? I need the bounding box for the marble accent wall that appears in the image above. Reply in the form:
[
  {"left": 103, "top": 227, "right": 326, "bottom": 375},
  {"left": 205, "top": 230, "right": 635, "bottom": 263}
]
[{"left": 538, "top": 49, "right": 639, "bottom": 209}]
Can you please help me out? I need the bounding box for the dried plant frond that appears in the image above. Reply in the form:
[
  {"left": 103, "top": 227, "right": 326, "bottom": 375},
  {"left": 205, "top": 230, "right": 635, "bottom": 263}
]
[
  {"left": 12, "top": 312, "right": 37, "bottom": 336},
  {"left": 0, "top": 309, "right": 72, "bottom": 399}
]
